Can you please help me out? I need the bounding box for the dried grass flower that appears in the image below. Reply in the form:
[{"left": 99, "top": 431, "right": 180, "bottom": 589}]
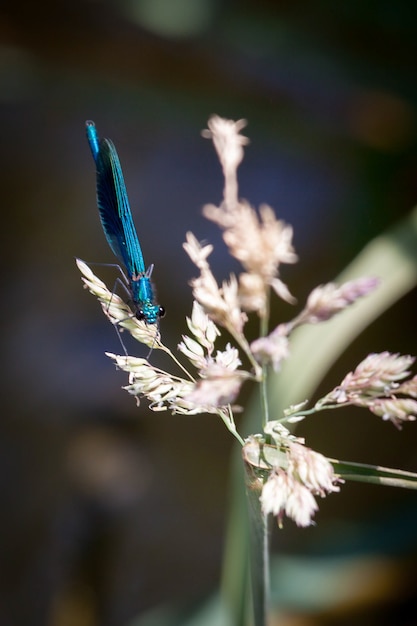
[
  {"left": 245, "top": 434, "right": 341, "bottom": 527},
  {"left": 299, "top": 277, "right": 380, "bottom": 324},
  {"left": 315, "top": 352, "right": 417, "bottom": 428},
  {"left": 78, "top": 115, "right": 416, "bottom": 531}
]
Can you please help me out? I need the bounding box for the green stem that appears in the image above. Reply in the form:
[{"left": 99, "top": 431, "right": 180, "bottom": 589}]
[
  {"left": 278, "top": 401, "right": 353, "bottom": 423},
  {"left": 245, "top": 466, "right": 270, "bottom": 626},
  {"left": 260, "top": 366, "right": 269, "bottom": 430},
  {"left": 228, "top": 325, "right": 263, "bottom": 380},
  {"left": 259, "top": 293, "right": 270, "bottom": 431},
  {"left": 161, "top": 345, "right": 197, "bottom": 382},
  {"left": 219, "top": 407, "right": 245, "bottom": 446},
  {"left": 246, "top": 290, "right": 270, "bottom": 625}
]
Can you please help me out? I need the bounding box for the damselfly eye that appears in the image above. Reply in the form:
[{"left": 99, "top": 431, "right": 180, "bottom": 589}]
[
  {"left": 136, "top": 310, "right": 146, "bottom": 321},
  {"left": 158, "top": 306, "right": 166, "bottom": 318}
]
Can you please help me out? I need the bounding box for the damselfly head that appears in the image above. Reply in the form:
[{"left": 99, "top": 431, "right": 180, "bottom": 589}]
[{"left": 136, "top": 303, "right": 166, "bottom": 324}]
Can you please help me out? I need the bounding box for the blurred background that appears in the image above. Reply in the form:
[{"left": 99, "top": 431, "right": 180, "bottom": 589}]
[{"left": 0, "top": 1, "right": 416, "bottom": 625}]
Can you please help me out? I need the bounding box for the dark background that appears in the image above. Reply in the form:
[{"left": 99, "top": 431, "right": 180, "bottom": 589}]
[{"left": 0, "top": 1, "right": 416, "bottom": 625}]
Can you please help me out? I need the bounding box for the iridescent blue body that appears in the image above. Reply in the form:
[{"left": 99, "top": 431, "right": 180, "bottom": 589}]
[{"left": 86, "top": 121, "right": 164, "bottom": 324}]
